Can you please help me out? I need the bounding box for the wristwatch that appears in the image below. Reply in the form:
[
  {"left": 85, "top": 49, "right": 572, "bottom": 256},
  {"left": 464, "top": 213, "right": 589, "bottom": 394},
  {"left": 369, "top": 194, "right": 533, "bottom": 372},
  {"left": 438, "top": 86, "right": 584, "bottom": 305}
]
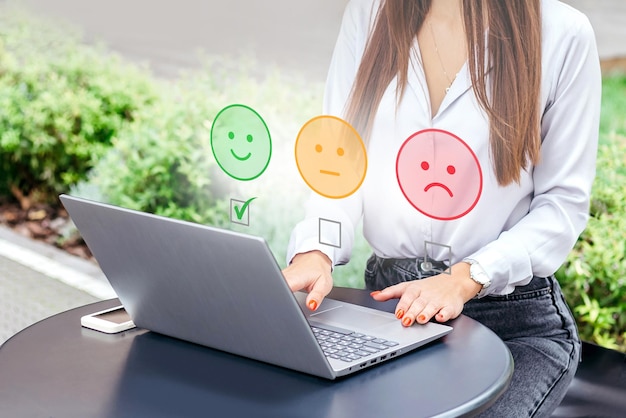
[{"left": 463, "top": 258, "right": 491, "bottom": 298}]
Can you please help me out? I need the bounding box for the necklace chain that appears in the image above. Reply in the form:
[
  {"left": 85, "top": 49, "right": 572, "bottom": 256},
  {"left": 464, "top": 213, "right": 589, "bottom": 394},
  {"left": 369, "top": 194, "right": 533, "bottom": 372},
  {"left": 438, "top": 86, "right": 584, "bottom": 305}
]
[{"left": 428, "top": 22, "right": 455, "bottom": 94}]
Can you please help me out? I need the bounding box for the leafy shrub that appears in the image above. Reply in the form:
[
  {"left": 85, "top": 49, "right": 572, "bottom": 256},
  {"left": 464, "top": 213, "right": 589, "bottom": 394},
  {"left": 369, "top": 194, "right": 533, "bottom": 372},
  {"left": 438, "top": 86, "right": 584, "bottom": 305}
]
[
  {"left": 0, "top": 9, "right": 156, "bottom": 205},
  {"left": 89, "top": 78, "right": 229, "bottom": 226}
]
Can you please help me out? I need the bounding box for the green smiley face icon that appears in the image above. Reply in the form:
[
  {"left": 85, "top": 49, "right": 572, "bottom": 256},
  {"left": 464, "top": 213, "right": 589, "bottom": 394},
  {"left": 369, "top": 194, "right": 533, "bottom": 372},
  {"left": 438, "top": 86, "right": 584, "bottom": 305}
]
[{"left": 210, "top": 104, "right": 272, "bottom": 181}]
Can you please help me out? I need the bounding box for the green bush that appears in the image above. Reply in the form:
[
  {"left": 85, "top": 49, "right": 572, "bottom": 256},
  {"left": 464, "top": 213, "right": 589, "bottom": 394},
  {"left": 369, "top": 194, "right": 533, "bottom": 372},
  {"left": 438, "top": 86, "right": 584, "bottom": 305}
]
[
  {"left": 556, "top": 74, "right": 626, "bottom": 352},
  {"left": 89, "top": 78, "right": 229, "bottom": 226},
  {"left": 0, "top": 9, "right": 156, "bottom": 205}
]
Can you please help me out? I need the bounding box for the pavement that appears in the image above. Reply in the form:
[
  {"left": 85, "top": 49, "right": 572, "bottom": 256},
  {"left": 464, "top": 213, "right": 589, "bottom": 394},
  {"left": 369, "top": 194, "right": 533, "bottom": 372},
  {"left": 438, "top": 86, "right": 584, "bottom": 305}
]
[
  {"left": 1, "top": 0, "right": 625, "bottom": 346},
  {"left": 0, "top": 226, "right": 115, "bottom": 345}
]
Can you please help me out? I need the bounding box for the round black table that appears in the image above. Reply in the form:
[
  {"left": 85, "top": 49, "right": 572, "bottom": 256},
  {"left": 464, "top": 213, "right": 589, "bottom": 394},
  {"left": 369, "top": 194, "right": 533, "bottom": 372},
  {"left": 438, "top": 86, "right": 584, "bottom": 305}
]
[{"left": 0, "top": 287, "right": 513, "bottom": 417}]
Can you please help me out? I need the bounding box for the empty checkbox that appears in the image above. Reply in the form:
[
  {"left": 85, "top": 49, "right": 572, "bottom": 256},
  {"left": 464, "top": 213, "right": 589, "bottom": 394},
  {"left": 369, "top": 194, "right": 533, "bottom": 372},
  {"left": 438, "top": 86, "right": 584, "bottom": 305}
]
[{"left": 318, "top": 218, "right": 341, "bottom": 248}]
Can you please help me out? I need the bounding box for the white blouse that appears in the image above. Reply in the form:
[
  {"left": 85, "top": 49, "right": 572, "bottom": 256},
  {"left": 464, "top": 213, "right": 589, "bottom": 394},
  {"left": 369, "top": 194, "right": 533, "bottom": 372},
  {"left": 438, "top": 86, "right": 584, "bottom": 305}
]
[{"left": 287, "top": 0, "right": 601, "bottom": 296}]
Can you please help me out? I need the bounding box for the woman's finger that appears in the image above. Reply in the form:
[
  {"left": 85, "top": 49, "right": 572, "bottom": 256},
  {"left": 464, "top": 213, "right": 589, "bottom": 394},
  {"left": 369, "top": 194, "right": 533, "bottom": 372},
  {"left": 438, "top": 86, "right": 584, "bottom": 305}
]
[
  {"left": 305, "top": 274, "right": 333, "bottom": 311},
  {"left": 369, "top": 282, "right": 409, "bottom": 301}
]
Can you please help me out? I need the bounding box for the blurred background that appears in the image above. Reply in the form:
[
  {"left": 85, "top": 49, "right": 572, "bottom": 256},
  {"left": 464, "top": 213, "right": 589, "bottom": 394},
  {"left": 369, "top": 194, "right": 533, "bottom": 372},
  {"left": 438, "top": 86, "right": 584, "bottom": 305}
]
[
  {"left": 8, "top": 0, "right": 626, "bottom": 79},
  {"left": 13, "top": 0, "right": 349, "bottom": 81},
  {"left": 0, "top": 0, "right": 624, "bottom": 352}
]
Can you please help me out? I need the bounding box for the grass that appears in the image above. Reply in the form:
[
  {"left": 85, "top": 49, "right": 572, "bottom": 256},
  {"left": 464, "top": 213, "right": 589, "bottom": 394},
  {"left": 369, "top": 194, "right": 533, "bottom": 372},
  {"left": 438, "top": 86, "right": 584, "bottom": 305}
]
[{"left": 600, "top": 74, "right": 626, "bottom": 138}]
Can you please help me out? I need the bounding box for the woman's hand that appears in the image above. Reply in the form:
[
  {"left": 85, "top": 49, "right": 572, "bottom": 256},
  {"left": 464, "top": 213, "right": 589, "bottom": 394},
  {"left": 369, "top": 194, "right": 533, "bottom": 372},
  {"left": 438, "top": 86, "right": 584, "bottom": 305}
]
[
  {"left": 370, "top": 262, "right": 481, "bottom": 326},
  {"left": 282, "top": 250, "right": 333, "bottom": 311}
]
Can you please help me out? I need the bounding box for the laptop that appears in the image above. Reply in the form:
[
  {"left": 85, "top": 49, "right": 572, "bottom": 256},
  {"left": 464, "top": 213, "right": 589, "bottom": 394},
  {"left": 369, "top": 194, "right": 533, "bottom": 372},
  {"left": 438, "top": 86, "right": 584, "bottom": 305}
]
[{"left": 60, "top": 194, "right": 452, "bottom": 379}]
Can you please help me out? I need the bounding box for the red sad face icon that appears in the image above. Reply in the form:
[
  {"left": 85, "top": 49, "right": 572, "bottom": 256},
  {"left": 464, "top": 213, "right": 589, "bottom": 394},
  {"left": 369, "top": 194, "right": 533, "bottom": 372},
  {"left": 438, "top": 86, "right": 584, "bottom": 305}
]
[{"left": 396, "top": 129, "right": 483, "bottom": 220}]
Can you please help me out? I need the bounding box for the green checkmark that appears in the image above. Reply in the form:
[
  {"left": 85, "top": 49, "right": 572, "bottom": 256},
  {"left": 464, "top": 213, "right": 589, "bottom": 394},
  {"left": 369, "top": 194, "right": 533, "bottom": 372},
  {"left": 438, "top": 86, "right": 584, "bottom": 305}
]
[{"left": 233, "top": 197, "right": 257, "bottom": 220}]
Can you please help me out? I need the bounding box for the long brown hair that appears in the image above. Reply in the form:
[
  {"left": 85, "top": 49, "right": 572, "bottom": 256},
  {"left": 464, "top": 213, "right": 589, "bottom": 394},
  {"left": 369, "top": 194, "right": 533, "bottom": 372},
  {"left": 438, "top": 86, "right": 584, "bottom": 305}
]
[{"left": 344, "top": 0, "right": 542, "bottom": 186}]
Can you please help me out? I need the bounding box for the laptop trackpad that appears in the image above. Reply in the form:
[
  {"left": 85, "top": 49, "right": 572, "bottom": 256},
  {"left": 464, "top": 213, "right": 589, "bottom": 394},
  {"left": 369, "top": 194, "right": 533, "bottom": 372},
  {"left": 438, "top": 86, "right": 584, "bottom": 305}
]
[{"left": 310, "top": 305, "right": 396, "bottom": 329}]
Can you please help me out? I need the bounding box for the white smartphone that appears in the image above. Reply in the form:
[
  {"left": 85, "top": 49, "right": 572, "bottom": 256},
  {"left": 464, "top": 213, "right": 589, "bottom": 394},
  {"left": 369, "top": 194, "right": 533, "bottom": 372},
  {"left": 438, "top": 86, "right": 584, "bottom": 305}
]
[{"left": 81, "top": 305, "right": 136, "bottom": 334}]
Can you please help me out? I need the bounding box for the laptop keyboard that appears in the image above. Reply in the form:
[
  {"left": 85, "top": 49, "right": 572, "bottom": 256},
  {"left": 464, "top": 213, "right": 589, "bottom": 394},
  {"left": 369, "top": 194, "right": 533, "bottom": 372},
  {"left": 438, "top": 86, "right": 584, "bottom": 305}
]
[{"left": 311, "top": 323, "right": 399, "bottom": 363}]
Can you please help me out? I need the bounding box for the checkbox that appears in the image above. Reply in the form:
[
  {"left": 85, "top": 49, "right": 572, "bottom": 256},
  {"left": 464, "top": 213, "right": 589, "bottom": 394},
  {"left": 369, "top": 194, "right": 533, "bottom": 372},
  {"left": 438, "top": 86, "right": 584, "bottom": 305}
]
[
  {"left": 230, "top": 197, "right": 255, "bottom": 226},
  {"left": 423, "top": 241, "right": 452, "bottom": 275},
  {"left": 318, "top": 218, "right": 341, "bottom": 248}
]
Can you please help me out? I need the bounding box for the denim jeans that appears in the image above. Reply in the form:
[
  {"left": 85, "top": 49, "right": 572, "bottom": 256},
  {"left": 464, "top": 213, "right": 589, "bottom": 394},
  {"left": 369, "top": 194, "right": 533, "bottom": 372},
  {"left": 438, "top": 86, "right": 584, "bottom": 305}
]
[{"left": 364, "top": 254, "right": 581, "bottom": 417}]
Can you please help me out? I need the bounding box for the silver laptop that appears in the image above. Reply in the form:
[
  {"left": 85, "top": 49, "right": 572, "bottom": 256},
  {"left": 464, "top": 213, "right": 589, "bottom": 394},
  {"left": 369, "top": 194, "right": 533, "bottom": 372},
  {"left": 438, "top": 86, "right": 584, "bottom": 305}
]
[{"left": 60, "top": 194, "right": 451, "bottom": 379}]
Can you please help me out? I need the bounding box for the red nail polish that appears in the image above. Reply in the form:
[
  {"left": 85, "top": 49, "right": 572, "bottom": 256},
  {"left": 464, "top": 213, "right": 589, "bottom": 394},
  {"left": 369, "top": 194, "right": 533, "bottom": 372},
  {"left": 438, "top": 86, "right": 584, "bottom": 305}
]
[
  {"left": 370, "top": 290, "right": 381, "bottom": 297},
  {"left": 418, "top": 315, "right": 426, "bottom": 322},
  {"left": 396, "top": 309, "right": 404, "bottom": 319},
  {"left": 402, "top": 317, "right": 412, "bottom": 327},
  {"left": 308, "top": 300, "right": 318, "bottom": 311}
]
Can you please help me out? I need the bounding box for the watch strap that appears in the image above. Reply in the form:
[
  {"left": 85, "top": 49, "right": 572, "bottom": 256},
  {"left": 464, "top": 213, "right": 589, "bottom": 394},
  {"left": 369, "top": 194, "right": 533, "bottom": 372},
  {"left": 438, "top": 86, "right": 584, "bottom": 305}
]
[{"left": 463, "top": 258, "right": 491, "bottom": 298}]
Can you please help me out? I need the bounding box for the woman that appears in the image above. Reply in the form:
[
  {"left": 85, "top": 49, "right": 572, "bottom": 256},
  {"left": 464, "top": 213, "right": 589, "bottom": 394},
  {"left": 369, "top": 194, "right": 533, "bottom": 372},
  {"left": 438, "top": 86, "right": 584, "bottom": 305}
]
[{"left": 283, "top": 0, "right": 601, "bottom": 416}]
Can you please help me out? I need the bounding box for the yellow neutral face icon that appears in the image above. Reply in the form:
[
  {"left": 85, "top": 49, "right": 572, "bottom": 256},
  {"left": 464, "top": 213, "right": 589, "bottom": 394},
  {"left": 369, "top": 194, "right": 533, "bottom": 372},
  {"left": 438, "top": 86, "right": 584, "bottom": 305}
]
[{"left": 295, "top": 115, "right": 367, "bottom": 199}]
